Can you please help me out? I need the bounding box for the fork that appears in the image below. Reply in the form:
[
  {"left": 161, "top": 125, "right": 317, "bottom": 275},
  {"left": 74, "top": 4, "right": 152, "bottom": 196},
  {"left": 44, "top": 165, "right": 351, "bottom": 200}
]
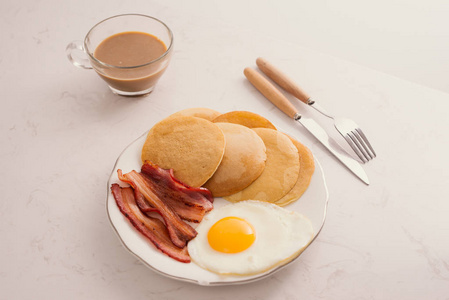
[{"left": 256, "top": 57, "right": 376, "bottom": 163}]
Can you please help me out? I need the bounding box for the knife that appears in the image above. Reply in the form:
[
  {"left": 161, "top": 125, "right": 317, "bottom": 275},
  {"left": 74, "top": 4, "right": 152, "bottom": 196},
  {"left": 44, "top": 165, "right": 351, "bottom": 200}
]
[{"left": 244, "top": 67, "right": 369, "bottom": 185}]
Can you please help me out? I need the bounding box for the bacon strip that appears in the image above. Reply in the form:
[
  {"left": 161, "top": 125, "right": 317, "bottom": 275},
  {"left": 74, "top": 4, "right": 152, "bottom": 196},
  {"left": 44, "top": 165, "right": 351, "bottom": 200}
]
[
  {"left": 118, "top": 169, "right": 197, "bottom": 248},
  {"left": 134, "top": 188, "right": 159, "bottom": 214},
  {"left": 133, "top": 187, "right": 198, "bottom": 233},
  {"left": 141, "top": 161, "right": 214, "bottom": 211},
  {"left": 134, "top": 187, "right": 203, "bottom": 225},
  {"left": 110, "top": 184, "right": 190, "bottom": 263},
  {"left": 136, "top": 179, "right": 206, "bottom": 223}
]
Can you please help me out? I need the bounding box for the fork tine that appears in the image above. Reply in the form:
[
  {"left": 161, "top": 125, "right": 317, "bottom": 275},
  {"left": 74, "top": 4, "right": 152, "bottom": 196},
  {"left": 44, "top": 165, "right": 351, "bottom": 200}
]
[
  {"left": 351, "top": 131, "right": 373, "bottom": 160},
  {"left": 353, "top": 131, "right": 375, "bottom": 160},
  {"left": 344, "top": 134, "right": 368, "bottom": 163},
  {"left": 352, "top": 130, "right": 374, "bottom": 161},
  {"left": 355, "top": 128, "right": 376, "bottom": 158},
  {"left": 349, "top": 131, "right": 372, "bottom": 162},
  {"left": 351, "top": 129, "right": 374, "bottom": 161}
]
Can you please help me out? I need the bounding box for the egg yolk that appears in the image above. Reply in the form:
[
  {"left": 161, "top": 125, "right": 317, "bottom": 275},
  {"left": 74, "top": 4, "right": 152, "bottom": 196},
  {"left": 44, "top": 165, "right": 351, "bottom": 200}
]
[{"left": 207, "top": 216, "right": 255, "bottom": 254}]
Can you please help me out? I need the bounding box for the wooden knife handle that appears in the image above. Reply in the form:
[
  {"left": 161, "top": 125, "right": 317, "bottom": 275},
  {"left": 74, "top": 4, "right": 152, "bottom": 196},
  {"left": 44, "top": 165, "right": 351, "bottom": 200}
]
[
  {"left": 256, "top": 57, "right": 310, "bottom": 104},
  {"left": 244, "top": 67, "right": 298, "bottom": 119}
]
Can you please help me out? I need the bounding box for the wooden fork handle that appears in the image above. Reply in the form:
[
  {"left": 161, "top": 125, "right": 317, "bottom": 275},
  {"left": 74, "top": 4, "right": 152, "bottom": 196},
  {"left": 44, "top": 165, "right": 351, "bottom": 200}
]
[
  {"left": 244, "top": 67, "right": 298, "bottom": 119},
  {"left": 256, "top": 57, "right": 311, "bottom": 104}
]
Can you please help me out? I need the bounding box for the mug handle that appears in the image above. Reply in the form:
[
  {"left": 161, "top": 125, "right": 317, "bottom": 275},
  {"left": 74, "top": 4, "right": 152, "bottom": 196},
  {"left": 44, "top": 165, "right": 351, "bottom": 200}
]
[{"left": 66, "top": 40, "right": 93, "bottom": 69}]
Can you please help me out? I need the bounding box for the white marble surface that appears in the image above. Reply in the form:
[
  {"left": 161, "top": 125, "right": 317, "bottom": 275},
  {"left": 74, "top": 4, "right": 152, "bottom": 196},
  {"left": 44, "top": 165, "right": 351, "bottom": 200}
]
[{"left": 1, "top": 0, "right": 449, "bottom": 299}]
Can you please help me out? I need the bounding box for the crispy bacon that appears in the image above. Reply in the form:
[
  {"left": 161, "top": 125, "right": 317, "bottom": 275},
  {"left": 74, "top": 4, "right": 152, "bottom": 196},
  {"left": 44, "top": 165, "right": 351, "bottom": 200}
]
[
  {"left": 110, "top": 184, "right": 190, "bottom": 263},
  {"left": 141, "top": 161, "right": 213, "bottom": 207},
  {"left": 118, "top": 169, "right": 197, "bottom": 248},
  {"left": 134, "top": 188, "right": 159, "bottom": 214},
  {"left": 135, "top": 181, "right": 205, "bottom": 223},
  {"left": 139, "top": 161, "right": 213, "bottom": 222}
]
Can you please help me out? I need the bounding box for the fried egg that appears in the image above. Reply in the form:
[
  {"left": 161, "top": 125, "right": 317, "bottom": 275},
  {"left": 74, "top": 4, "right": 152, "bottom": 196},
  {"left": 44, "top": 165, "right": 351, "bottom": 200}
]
[{"left": 187, "top": 200, "right": 313, "bottom": 275}]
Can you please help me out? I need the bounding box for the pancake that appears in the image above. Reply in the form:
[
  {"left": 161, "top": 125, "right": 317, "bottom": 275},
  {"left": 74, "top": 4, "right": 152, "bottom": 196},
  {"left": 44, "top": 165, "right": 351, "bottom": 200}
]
[
  {"left": 224, "top": 128, "right": 300, "bottom": 203},
  {"left": 141, "top": 116, "right": 226, "bottom": 187},
  {"left": 203, "top": 123, "right": 267, "bottom": 197},
  {"left": 275, "top": 136, "right": 315, "bottom": 206},
  {"left": 212, "top": 111, "right": 276, "bottom": 130},
  {"left": 169, "top": 107, "right": 221, "bottom": 121}
]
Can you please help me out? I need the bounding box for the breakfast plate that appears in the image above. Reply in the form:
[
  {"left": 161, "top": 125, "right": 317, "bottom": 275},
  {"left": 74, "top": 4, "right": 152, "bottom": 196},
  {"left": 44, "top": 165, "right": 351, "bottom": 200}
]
[{"left": 106, "top": 130, "right": 329, "bottom": 286}]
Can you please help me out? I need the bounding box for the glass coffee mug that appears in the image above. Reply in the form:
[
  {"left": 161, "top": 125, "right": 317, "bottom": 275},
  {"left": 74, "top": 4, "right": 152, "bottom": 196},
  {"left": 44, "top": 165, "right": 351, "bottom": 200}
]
[{"left": 66, "top": 14, "right": 173, "bottom": 96}]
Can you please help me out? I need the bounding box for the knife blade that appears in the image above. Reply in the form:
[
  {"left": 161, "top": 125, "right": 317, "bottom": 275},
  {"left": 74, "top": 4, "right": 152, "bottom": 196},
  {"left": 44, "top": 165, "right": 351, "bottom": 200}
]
[{"left": 244, "top": 67, "right": 369, "bottom": 185}]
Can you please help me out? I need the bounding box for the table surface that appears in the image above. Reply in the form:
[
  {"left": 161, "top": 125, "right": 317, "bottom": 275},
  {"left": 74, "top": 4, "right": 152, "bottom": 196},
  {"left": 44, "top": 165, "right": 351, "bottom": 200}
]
[{"left": 2, "top": 1, "right": 449, "bottom": 299}]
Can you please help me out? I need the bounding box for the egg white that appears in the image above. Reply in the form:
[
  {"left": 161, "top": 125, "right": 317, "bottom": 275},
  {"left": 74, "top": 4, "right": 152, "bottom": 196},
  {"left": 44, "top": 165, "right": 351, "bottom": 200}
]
[{"left": 187, "top": 200, "right": 314, "bottom": 275}]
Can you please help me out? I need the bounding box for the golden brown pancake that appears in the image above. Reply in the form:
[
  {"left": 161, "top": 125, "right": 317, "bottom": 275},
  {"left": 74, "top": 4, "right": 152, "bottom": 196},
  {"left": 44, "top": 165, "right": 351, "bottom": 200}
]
[
  {"left": 169, "top": 107, "right": 221, "bottom": 121},
  {"left": 141, "top": 116, "right": 226, "bottom": 187},
  {"left": 212, "top": 111, "right": 276, "bottom": 130},
  {"left": 203, "top": 123, "right": 267, "bottom": 197},
  {"left": 275, "top": 136, "right": 315, "bottom": 206},
  {"left": 224, "top": 128, "right": 300, "bottom": 203}
]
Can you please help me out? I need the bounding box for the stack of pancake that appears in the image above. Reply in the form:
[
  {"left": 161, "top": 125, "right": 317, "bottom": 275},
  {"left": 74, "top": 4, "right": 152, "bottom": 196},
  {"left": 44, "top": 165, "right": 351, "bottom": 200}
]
[{"left": 141, "top": 108, "right": 315, "bottom": 206}]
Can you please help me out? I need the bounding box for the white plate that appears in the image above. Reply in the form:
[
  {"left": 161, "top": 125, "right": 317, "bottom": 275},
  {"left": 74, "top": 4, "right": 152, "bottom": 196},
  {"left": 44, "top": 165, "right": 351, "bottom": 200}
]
[{"left": 106, "top": 130, "right": 329, "bottom": 286}]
